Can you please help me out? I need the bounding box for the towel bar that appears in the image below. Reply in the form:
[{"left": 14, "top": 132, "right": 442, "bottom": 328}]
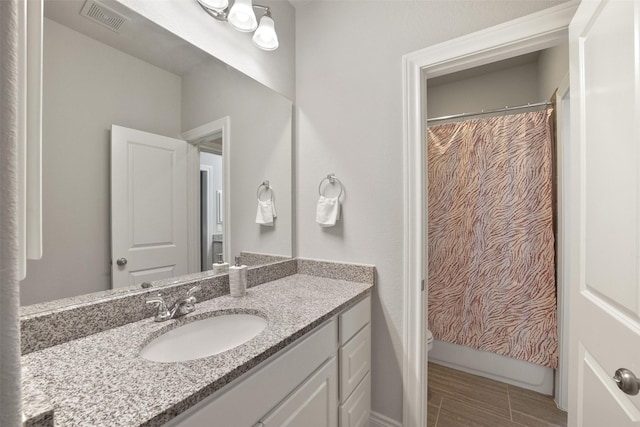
[
  {"left": 257, "top": 181, "right": 273, "bottom": 201},
  {"left": 318, "top": 174, "right": 343, "bottom": 198}
]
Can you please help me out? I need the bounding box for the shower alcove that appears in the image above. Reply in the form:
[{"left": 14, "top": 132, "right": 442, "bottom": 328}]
[{"left": 425, "top": 47, "right": 570, "bottom": 403}]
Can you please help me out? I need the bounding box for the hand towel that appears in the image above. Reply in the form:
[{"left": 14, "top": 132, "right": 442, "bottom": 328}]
[
  {"left": 256, "top": 199, "right": 277, "bottom": 226},
  {"left": 316, "top": 196, "right": 340, "bottom": 227}
]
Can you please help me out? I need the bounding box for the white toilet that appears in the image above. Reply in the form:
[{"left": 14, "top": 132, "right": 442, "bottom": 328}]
[{"left": 426, "top": 329, "right": 434, "bottom": 352}]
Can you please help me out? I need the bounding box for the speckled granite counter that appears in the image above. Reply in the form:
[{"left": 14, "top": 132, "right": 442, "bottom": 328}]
[
  {"left": 21, "top": 259, "right": 298, "bottom": 354},
  {"left": 21, "top": 274, "right": 373, "bottom": 426}
]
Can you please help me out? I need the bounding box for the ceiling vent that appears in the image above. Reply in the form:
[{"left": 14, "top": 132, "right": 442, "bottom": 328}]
[{"left": 80, "top": 0, "right": 129, "bottom": 33}]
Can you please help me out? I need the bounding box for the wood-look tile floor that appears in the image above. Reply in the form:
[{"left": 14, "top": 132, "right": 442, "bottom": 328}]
[{"left": 427, "top": 363, "right": 568, "bottom": 427}]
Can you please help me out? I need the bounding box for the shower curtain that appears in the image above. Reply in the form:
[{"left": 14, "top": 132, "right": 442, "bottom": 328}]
[{"left": 427, "top": 109, "right": 558, "bottom": 369}]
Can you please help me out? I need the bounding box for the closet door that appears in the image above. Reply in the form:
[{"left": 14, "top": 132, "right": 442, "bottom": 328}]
[{"left": 568, "top": 1, "right": 640, "bottom": 426}]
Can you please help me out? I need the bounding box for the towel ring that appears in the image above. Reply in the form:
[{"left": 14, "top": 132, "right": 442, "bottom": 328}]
[
  {"left": 257, "top": 181, "right": 273, "bottom": 202},
  {"left": 318, "top": 174, "right": 343, "bottom": 198}
]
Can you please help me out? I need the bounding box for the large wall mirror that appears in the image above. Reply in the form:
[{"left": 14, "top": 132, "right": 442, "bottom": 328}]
[{"left": 20, "top": 0, "right": 293, "bottom": 307}]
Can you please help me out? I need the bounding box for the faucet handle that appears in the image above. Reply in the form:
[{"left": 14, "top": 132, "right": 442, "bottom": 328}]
[
  {"left": 187, "top": 285, "right": 201, "bottom": 298},
  {"left": 146, "top": 293, "right": 171, "bottom": 322},
  {"left": 181, "top": 285, "right": 201, "bottom": 306},
  {"left": 146, "top": 293, "right": 165, "bottom": 305}
]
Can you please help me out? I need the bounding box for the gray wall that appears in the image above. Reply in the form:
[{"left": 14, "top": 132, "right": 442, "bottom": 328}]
[
  {"left": 426, "top": 61, "right": 540, "bottom": 119},
  {"left": 20, "top": 18, "right": 182, "bottom": 305},
  {"left": 427, "top": 44, "right": 569, "bottom": 119},
  {"left": 538, "top": 43, "right": 570, "bottom": 100},
  {"left": 294, "top": 1, "right": 567, "bottom": 422},
  {"left": 182, "top": 60, "right": 293, "bottom": 260},
  {"left": 427, "top": 43, "right": 569, "bottom": 121}
]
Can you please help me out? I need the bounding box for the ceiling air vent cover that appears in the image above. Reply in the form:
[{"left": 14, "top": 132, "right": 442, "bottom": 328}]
[{"left": 80, "top": 0, "right": 129, "bottom": 32}]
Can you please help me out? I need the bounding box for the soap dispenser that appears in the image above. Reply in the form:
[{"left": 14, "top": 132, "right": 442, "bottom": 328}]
[
  {"left": 212, "top": 254, "right": 229, "bottom": 275},
  {"left": 229, "top": 256, "right": 247, "bottom": 297}
]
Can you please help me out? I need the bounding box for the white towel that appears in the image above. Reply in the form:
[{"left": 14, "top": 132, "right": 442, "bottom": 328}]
[
  {"left": 256, "top": 199, "right": 277, "bottom": 226},
  {"left": 316, "top": 196, "right": 340, "bottom": 227}
]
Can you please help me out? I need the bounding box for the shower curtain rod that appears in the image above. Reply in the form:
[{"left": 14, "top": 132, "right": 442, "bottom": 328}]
[{"left": 427, "top": 101, "right": 553, "bottom": 124}]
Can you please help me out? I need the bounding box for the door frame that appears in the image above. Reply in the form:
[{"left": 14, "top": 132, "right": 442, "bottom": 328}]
[
  {"left": 182, "top": 116, "right": 231, "bottom": 273},
  {"left": 400, "top": 3, "right": 578, "bottom": 425},
  {"left": 200, "top": 164, "right": 214, "bottom": 271},
  {"left": 554, "top": 73, "right": 571, "bottom": 411}
]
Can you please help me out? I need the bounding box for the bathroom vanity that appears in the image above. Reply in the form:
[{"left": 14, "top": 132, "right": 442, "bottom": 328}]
[
  {"left": 21, "top": 259, "right": 374, "bottom": 427},
  {"left": 167, "top": 293, "right": 371, "bottom": 427}
]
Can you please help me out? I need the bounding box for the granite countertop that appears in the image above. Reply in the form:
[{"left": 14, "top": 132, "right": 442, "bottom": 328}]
[{"left": 21, "top": 274, "right": 373, "bottom": 426}]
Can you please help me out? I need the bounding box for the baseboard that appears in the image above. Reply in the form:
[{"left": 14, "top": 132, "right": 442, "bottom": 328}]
[{"left": 370, "top": 411, "right": 402, "bottom": 427}]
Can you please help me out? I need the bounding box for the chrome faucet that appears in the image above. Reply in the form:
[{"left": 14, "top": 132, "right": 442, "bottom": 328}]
[{"left": 146, "top": 285, "right": 202, "bottom": 322}]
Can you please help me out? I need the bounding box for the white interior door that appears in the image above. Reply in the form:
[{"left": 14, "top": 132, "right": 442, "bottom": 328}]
[
  {"left": 111, "top": 125, "right": 188, "bottom": 288},
  {"left": 568, "top": 1, "right": 640, "bottom": 425}
]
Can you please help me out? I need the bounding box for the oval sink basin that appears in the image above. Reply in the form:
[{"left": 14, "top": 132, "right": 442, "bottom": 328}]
[{"left": 140, "top": 314, "right": 267, "bottom": 363}]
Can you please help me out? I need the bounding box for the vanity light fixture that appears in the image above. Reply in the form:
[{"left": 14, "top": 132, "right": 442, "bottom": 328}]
[{"left": 196, "top": 0, "right": 279, "bottom": 51}]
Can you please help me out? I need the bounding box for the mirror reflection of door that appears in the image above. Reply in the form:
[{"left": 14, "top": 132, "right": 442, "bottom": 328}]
[
  {"left": 110, "top": 125, "right": 189, "bottom": 288},
  {"left": 111, "top": 126, "right": 226, "bottom": 286},
  {"left": 200, "top": 147, "right": 223, "bottom": 272}
]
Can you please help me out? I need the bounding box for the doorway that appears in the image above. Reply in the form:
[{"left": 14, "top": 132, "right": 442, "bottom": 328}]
[
  {"left": 200, "top": 150, "right": 224, "bottom": 271},
  {"left": 425, "top": 50, "right": 565, "bottom": 399},
  {"left": 400, "top": 3, "right": 578, "bottom": 426},
  {"left": 182, "top": 117, "right": 231, "bottom": 273},
  {"left": 200, "top": 148, "right": 223, "bottom": 271}
]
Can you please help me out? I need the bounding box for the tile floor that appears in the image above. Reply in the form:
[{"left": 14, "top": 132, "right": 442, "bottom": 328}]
[{"left": 427, "top": 363, "right": 568, "bottom": 427}]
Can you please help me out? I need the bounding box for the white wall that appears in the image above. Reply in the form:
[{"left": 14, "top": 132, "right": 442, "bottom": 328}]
[
  {"left": 294, "top": 1, "right": 568, "bottom": 422},
  {"left": 182, "top": 59, "right": 293, "bottom": 260},
  {"left": 20, "top": 18, "right": 182, "bottom": 305},
  {"left": 117, "top": 0, "right": 295, "bottom": 101}
]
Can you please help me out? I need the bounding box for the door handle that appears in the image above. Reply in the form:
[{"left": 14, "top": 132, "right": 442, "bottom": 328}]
[
  {"left": 116, "top": 257, "right": 127, "bottom": 267},
  {"left": 614, "top": 368, "right": 640, "bottom": 395}
]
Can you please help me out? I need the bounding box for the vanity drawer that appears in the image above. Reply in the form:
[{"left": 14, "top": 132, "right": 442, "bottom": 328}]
[
  {"left": 339, "top": 323, "right": 370, "bottom": 402},
  {"left": 339, "top": 295, "right": 371, "bottom": 345},
  {"left": 339, "top": 373, "right": 371, "bottom": 427}
]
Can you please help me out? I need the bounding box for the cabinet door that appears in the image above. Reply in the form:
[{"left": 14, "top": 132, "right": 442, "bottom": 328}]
[
  {"left": 340, "top": 373, "right": 371, "bottom": 427},
  {"left": 260, "top": 357, "right": 338, "bottom": 427}
]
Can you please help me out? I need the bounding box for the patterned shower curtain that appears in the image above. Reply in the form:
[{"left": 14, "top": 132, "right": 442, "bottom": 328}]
[{"left": 427, "top": 109, "right": 558, "bottom": 369}]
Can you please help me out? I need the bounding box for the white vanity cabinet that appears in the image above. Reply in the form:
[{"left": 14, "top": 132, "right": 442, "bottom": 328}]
[{"left": 165, "top": 295, "right": 371, "bottom": 427}]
